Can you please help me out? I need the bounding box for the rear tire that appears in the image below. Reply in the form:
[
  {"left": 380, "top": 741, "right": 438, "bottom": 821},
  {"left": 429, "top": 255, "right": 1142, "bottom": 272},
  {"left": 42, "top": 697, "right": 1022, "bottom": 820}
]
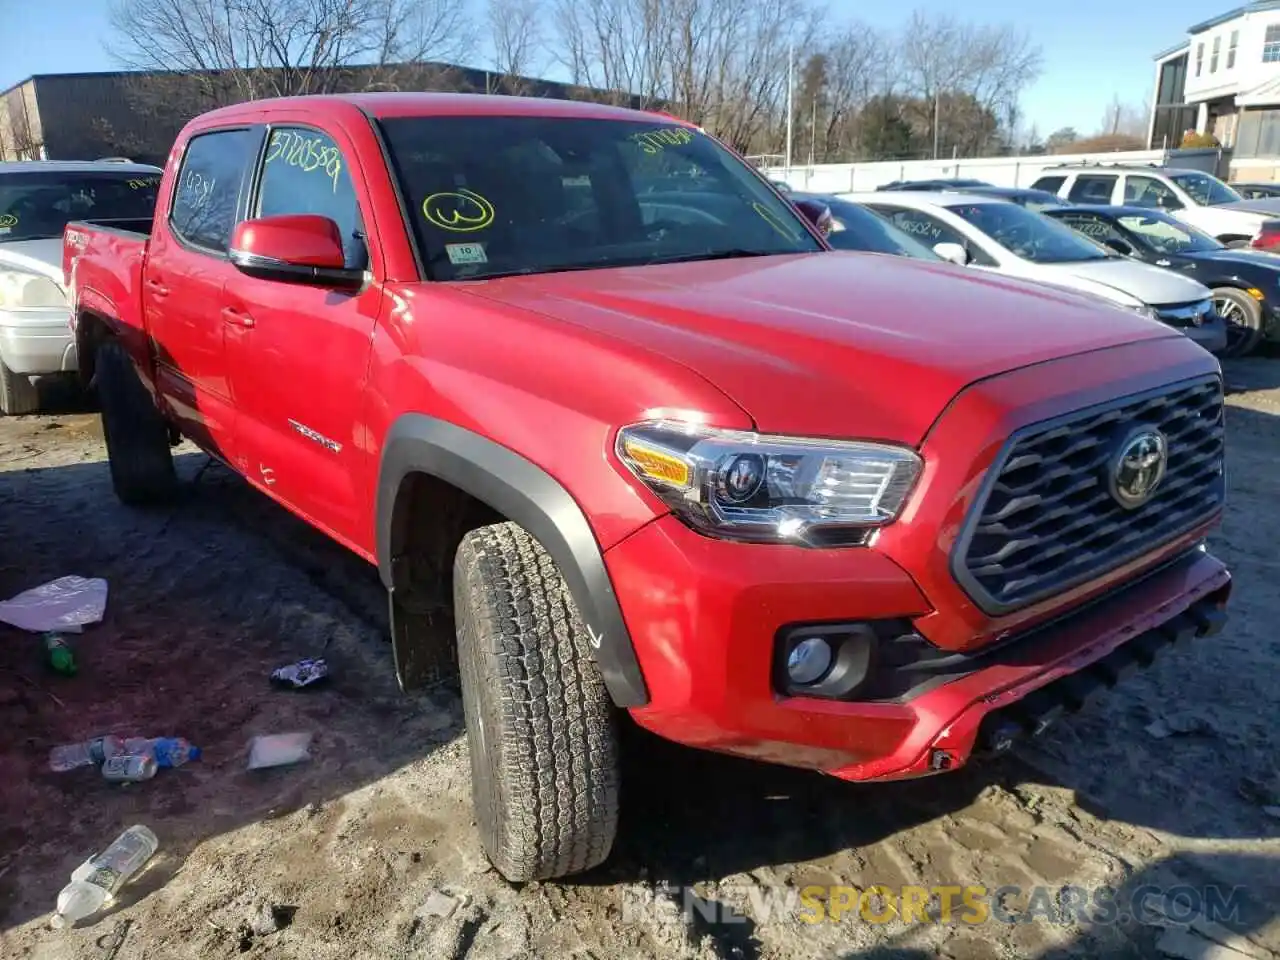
[
  {"left": 1212, "top": 287, "right": 1265, "bottom": 357},
  {"left": 454, "top": 521, "right": 621, "bottom": 882},
  {"left": 96, "top": 339, "right": 176, "bottom": 505},
  {"left": 0, "top": 361, "right": 38, "bottom": 415}
]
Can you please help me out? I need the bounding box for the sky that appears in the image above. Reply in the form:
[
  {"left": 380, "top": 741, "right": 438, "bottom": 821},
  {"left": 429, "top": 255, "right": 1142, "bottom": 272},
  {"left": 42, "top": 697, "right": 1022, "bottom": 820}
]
[{"left": 0, "top": 0, "right": 1237, "bottom": 138}]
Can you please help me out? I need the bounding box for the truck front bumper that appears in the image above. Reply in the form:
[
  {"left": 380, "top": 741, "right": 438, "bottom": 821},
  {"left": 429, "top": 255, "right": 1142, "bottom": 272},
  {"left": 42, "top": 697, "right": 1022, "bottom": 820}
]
[
  {"left": 0, "top": 306, "right": 77, "bottom": 375},
  {"left": 606, "top": 515, "right": 1230, "bottom": 781}
]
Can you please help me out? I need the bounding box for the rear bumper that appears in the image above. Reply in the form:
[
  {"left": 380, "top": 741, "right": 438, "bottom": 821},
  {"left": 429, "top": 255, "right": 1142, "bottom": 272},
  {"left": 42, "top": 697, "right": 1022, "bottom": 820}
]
[
  {"left": 0, "top": 307, "right": 76, "bottom": 374},
  {"left": 611, "top": 513, "right": 1230, "bottom": 782}
]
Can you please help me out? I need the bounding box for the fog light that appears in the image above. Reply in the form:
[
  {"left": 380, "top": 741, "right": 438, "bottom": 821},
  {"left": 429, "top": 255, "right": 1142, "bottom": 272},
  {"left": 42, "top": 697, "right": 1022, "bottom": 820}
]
[{"left": 787, "top": 637, "right": 833, "bottom": 684}]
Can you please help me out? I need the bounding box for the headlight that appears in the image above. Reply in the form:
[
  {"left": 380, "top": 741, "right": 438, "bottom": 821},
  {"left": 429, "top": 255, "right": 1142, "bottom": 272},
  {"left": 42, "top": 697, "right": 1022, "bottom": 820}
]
[
  {"left": 616, "top": 420, "right": 922, "bottom": 545},
  {"left": 0, "top": 270, "right": 66, "bottom": 309}
]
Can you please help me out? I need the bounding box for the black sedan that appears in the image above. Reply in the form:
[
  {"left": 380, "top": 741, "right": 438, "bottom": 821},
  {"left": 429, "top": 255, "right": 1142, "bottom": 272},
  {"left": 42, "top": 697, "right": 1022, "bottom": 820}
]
[
  {"left": 789, "top": 192, "right": 942, "bottom": 260},
  {"left": 1043, "top": 204, "right": 1280, "bottom": 356}
]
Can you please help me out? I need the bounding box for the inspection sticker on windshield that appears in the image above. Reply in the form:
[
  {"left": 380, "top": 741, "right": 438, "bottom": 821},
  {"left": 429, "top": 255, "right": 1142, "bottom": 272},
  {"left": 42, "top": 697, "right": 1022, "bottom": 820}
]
[{"left": 445, "top": 242, "right": 488, "bottom": 265}]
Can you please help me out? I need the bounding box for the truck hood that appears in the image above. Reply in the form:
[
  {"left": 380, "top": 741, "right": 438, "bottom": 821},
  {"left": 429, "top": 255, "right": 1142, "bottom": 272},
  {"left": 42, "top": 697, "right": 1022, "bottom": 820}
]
[
  {"left": 462, "top": 252, "right": 1178, "bottom": 444},
  {"left": 1034, "top": 257, "right": 1210, "bottom": 307},
  {"left": 0, "top": 238, "right": 65, "bottom": 285}
]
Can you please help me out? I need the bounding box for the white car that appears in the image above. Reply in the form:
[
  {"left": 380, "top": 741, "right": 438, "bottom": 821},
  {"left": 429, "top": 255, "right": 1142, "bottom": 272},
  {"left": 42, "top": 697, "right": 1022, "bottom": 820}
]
[
  {"left": 842, "top": 190, "right": 1227, "bottom": 354},
  {"left": 1029, "top": 164, "right": 1280, "bottom": 248},
  {"left": 0, "top": 160, "right": 162, "bottom": 414}
]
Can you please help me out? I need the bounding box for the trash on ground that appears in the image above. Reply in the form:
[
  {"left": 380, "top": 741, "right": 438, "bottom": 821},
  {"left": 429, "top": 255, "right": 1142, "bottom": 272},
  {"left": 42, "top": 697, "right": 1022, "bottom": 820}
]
[
  {"left": 417, "top": 890, "right": 461, "bottom": 920},
  {"left": 50, "top": 824, "right": 159, "bottom": 929},
  {"left": 42, "top": 632, "right": 76, "bottom": 675},
  {"left": 270, "top": 658, "right": 330, "bottom": 690},
  {"left": 121, "top": 737, "right": 201, "bottom": 768},
  {"left": 49, "top": 735, "right": 124, "bottom": 773},
  {"left": 102, "top": 755, "right": 158, "bottom": 783},
  {"left": 1144, "top": 713, "right": 1218, "bottom": 740},
  {"left": 247, "top": 732, "right": 312, "bottom": 770},
  {"left": 0, "top": 576, "right": 108, "bottom": 633}
]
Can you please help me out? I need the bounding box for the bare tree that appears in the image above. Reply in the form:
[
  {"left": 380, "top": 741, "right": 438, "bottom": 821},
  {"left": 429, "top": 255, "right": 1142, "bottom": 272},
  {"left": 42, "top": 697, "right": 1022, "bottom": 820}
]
[
  {"left": 551, "top": 0, "right": 667, "bottom": 105},
  {"left": 1099, "top": 94, "right": 1149, "bottom": 139},
  {"left": 487, "top": 0, "right": 545, "bottom": 91},
  {"left": 106, "top": 0, "right": 476, "bottom": 104}
]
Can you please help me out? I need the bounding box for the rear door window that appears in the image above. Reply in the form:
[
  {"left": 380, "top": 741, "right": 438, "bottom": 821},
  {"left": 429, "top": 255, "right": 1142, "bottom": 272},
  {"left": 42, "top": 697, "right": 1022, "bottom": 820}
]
[
  {"left": 1123, "top": 175, "right": 1184, "bottom": 211},
  {"left": 1066, "top": 174, "right": 1119, "bottom": 204},
  {"left": 1030, "top": 175, "right": 1066, "bottom": 194},
  {"left": 868, "top": 205, "right": 996, "bottom": 266},
  {"left": 170, "top": 129, "right": 257, "bottom": 253}
]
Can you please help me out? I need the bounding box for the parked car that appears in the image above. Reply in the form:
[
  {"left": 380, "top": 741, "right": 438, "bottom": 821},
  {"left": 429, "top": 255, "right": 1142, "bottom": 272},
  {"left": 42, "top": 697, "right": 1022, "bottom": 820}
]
[
  {"left": 1030, "top": 163, "right": 1280, "bottom": 249},
  {"left": 847, "top": 190, "right": 1228, "bottom": 354},
  {"left": 877, "top": 177, "right": 993, "bottom": 192},
  {"left": 937, "top": 185, "right": 1068, "bottom": 211},
  {"left": 1230, "top": 181, "right": 1280, "bottom": 200},
  {"left": 789, "top": 192, "right": 942, "bottom": 259},
  {"left": 1043, "top": 204, "right": 1280, "bottom": 357},
  {"left": 0, "top": 159, "right": 162, "bottom": 414},
  {"left": 66, "top": 93, "right": 1231, "bottom": 883}
]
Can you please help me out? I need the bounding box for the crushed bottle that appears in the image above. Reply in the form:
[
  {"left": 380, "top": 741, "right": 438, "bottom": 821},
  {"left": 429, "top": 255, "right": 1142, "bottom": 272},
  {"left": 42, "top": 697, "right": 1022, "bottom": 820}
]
[
  {"left": 102, "top": 755, "right": 158, "bottom": 783},
  {"left": 121, "top": 737, "right": 201, "bottom": 768},
  {"left": 49, "top": 735, "right": 124, "bottom": 773},
  {"left": 270, "top": 658, "right": 329, "bottom": 690},
  {"left": 42, "top": 632, "right": 76, "bottom": 675},
  {"left": 50, "top": 824, "right": 159, "bottom": 929}
]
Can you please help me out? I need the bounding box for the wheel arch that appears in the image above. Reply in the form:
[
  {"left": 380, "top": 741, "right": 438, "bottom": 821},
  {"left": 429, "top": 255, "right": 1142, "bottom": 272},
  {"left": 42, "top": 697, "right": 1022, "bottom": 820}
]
[{"left": 376, "top": 413, "right": 650, "bottom": 708}]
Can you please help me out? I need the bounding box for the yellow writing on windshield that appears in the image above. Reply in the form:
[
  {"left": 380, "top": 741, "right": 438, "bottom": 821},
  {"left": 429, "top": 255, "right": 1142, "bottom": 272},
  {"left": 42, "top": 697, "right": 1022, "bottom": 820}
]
[
  {"left": 752, "top": 202, "right": 800, "bottom": 241},
  {"left": 422, "top": 188, "right": 495, "bottom": 232},
  {"left": 0, "top": 214, "right": 17, "bottom": 228},
  {"left": 266, "top": 130, "right": 344, "bottom": 194},
  {"left": 126, "top": 177, "right": 160, "bottom": 191},
  {"left": 630, "top": 127, "right": 696, "bottom": 155}
]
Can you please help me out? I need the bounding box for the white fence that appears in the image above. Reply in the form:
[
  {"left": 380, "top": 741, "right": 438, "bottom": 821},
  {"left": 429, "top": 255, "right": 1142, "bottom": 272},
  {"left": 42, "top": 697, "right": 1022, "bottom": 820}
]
[{"left": 763, "top": 148, "right": 1227, "bottom": 194}]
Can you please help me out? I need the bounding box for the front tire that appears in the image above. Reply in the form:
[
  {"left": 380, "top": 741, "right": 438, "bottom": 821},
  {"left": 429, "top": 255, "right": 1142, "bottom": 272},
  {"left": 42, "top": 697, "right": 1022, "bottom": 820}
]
[
  {"left": 1212, "top": 287, "right": 1265, "bottom": 357},
  {"left": 0, "top": 361, "right": 38, "bottom": 415},
  {"left": 454, "top": 521, "right": 621, "bottom": 881},
  {"left": 96, "top": 340, "right": 176, "bottom": 505}
]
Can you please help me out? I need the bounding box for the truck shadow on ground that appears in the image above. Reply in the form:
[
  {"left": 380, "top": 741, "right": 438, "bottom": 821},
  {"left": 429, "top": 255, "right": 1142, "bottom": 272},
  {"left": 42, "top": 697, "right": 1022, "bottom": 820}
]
[{"left": 1, "top": 386, "right": 1277, "bottom": 950}]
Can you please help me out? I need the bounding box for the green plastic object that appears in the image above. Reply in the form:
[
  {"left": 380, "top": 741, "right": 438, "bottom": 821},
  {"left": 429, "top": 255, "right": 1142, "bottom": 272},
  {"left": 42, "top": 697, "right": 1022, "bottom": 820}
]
[{"left": 43, "top": 632, "right": 76, "bottom": 676}]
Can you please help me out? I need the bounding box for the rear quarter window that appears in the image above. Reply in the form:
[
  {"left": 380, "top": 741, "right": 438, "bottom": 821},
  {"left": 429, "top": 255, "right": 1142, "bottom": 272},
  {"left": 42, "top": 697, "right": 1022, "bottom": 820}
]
[
  {"left": 170, "top": 129, "right": 258, "bottom": 253},
  {"left": 1031, "top": 175, "right": 1066, "bottom": 194}
]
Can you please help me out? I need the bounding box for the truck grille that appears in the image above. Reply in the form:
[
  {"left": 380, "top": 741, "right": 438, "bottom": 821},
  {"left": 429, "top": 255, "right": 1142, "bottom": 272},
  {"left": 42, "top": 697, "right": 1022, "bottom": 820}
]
[{"left": 954, "top": 376, "right": 1225, "bottom": 615}]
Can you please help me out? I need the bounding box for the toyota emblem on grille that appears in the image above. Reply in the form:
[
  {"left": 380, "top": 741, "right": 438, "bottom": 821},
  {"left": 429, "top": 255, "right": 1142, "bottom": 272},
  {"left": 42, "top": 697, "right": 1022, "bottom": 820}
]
[{"left": 1108, "top": 428, "right": 1168, "bottom": 509}]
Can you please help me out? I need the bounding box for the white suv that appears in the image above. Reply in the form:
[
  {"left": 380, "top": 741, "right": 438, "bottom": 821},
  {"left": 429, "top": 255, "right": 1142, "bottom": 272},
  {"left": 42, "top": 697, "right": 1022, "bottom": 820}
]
[{"left": 1031, "top": 164, "right": 1280, "bottom": 247}]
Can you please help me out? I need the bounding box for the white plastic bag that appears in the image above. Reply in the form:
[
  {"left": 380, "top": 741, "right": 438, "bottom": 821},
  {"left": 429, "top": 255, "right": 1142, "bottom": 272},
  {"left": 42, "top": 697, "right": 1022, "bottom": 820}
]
[
  {"left": 246, "top": 732, "right": 313, "bottom": 770},
  {"left": 0, "top": 576, "right": 108, "bottom": 633}
]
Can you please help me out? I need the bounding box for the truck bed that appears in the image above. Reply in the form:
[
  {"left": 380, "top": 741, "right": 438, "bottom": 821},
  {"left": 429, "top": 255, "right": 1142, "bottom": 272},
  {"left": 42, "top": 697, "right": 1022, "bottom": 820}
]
[{"left": 63, "top": 216, "right": 154, "bottom": 364}]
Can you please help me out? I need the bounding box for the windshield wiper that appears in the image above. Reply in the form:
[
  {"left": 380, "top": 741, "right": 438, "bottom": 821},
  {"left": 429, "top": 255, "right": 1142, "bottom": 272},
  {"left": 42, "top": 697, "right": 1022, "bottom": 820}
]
[{"left": 644, "top": 248, "right": 780, "bottom": 266}]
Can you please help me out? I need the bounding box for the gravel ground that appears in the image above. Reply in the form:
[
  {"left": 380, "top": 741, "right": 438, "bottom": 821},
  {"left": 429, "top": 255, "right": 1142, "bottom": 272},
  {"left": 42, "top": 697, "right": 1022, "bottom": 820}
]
[{"left": 0, "top": 361, "right": 1278, "bottom": 960}]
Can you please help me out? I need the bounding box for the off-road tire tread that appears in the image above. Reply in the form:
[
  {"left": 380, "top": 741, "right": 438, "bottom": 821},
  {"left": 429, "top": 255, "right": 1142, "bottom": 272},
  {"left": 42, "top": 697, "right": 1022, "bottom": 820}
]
[
  {"left": 0, "top": 361, "right": 38, "bottom": 415},
  {"left": 454, "top": 521, "right": 620, "bottom": 881},
  {"left": 97, "top": 339, "right": 176, "bottom": 505}
]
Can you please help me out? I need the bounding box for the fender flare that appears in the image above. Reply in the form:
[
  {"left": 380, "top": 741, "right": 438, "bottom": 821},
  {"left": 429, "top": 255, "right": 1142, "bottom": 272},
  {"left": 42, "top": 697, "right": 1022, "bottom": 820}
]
[{"left": 376, "top": 414, "right": 650, "bottom": 708}]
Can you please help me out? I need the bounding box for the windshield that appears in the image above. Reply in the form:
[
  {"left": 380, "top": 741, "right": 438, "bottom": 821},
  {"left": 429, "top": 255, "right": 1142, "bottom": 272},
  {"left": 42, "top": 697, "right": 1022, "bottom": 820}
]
[
  {"left": 377, "top": 116, "right": 823, "bottom": 280},
  {"left": 820, "top": 198, "right": 940, "bottom": 259},
  {"left": 947, "top": 201, "right": 1112, "bottom": 263},
  {"left": 1116, "top": 212, "right": 1222, "bottom": 254},
  {"left": 0, "top": 170, "right": 161, "bottom": 241},
  {"left": 1168, "top": 171, "right": 1241, "bottom": 206}
]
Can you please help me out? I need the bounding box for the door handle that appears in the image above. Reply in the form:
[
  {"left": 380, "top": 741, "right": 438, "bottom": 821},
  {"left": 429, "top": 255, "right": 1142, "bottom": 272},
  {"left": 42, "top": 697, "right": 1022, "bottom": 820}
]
[
  {"left": 220, "top": 306, "right": 255, "bottom": 328},
  {"left": 146, "top": 278, "right": 169, "bottom": 296},
  {"left": 1156, "top": 259, "right": 1171, "bottom": 267}
]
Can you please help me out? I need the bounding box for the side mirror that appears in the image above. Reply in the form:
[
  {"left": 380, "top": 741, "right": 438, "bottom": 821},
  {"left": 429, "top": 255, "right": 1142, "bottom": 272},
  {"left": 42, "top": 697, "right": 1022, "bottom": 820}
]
[
  {"left": 933, "top": 241, "right": 970, "bottom": 265},
  {"left": 1102, "top": 237, "right": 1134, "bottom": 257},
  {"left": 229, "top": 214, "right": 363, "bottom": 288},
  {"left": 793, "top": 199, "right": 834, "bottom": 237}
]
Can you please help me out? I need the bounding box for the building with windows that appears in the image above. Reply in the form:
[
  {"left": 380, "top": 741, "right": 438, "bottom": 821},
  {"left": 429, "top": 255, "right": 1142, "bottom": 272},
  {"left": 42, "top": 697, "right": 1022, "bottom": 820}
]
[{"left": 1149, "top": 0, "right": 1280, "bottom": 176}]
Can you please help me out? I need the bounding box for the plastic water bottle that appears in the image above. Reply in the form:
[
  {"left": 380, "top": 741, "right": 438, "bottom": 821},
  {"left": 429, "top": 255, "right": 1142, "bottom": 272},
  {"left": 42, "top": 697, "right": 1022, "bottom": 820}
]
[
  {"left": 121, "top": 737, "right": 201, "bottom": 768},
  {"left": 50, "top": 824, "right": 159, "bottom": 929},
  {"left": 48, "top": 736, "right": 124, "bottom": 773}
]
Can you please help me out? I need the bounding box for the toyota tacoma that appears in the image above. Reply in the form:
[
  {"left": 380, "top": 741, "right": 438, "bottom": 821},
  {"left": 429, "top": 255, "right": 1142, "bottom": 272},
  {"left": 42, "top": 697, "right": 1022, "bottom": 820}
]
[{"left": 63, "top": 93, "right": 1230, "bottom": 882}]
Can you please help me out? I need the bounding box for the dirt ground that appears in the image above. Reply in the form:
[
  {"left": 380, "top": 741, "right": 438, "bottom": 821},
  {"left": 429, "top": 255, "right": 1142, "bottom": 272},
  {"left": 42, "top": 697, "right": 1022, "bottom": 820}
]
[{"left": 0, "top": 361, "right": 1278, "bottom": 960}]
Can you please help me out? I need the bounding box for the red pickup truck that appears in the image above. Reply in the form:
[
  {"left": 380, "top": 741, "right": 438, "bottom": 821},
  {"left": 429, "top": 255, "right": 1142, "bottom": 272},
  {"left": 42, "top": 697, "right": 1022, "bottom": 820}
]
[{"left": 63, "top": 93, "right": 1230, "bottom": 882}]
